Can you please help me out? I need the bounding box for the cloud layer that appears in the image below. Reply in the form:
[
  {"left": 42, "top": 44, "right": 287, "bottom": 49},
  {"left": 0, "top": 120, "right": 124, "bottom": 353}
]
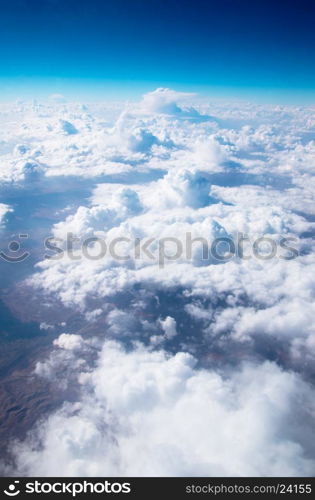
[
  {"left": 10, "top": 339, "right": 315, "bottom": 477},
  {"left": 1, "top": 89, "right": 315, "bottom": 476}
]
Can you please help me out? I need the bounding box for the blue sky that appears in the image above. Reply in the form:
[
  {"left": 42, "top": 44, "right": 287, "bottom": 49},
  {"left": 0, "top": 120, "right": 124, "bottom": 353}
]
[{"left": 1, "top": 0, "right": 315, "bottom": 102}]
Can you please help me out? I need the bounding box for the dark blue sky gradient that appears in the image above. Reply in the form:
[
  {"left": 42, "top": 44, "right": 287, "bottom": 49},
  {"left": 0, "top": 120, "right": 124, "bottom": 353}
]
[{"left": 1, "top": 0, "right": 315, "bottom": 100}]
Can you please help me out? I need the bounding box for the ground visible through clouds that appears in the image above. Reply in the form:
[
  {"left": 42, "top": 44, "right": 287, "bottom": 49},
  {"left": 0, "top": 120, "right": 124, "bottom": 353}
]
[{"left": 0, "top": 89, "right": 315, "bottom": 476}]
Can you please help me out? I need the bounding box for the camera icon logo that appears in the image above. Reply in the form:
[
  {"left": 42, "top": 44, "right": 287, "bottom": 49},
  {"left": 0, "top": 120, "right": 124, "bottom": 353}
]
[
  {"left": 0, "top": 234, "right": 30, "bottom": 263},
  {"left": 4, "top": 481, "right": 20, "bottom": 496}
]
